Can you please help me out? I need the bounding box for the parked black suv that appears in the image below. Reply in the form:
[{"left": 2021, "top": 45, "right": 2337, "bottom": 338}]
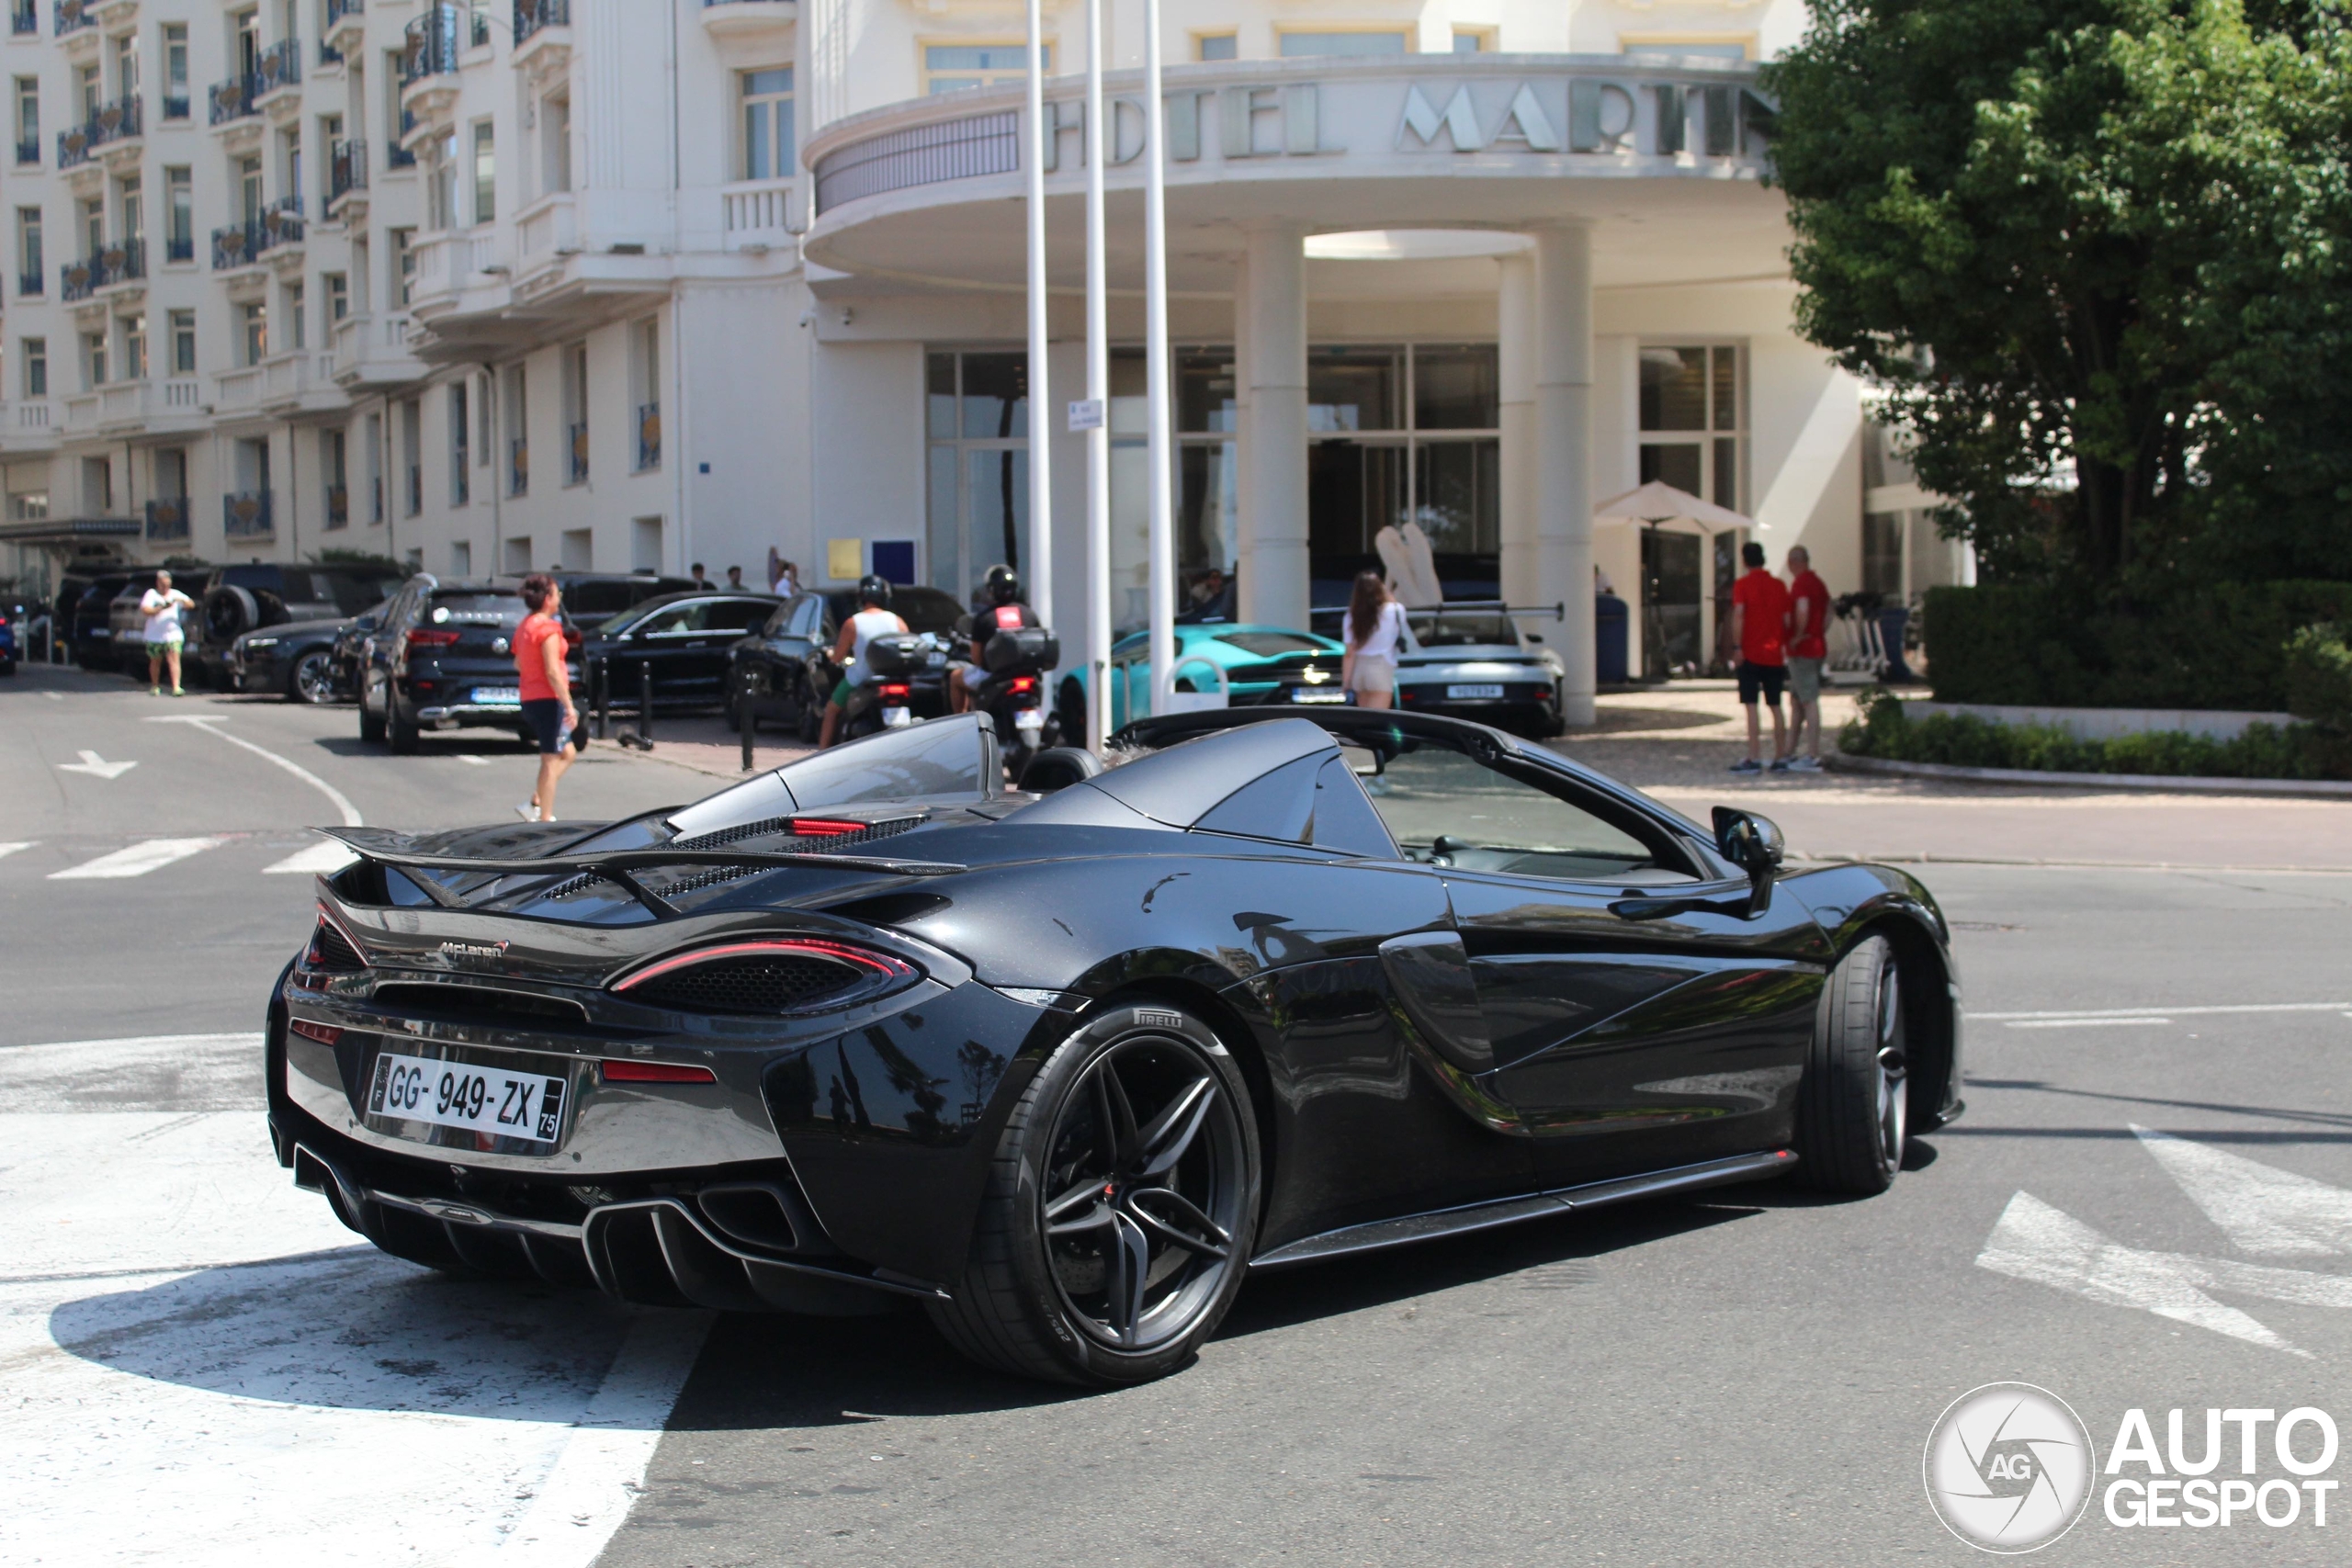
[
  {"left": 356, "top": 576, "right": 581, "bottom": 753},
  {"left": 196, "top": 563, "right": 405, "bottom": 686}
]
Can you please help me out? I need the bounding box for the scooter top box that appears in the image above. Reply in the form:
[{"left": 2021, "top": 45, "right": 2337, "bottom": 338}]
[
  {"left": 862, "top": 633, "right": 941, "bottom": 680},
  {"left": 982, "top": 626, "right": 1059, "bottom": 674}
]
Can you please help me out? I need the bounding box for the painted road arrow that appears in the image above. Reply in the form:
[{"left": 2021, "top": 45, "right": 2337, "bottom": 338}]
[{"left": 55, "top": 750, "right": 137, "bottom": 780}]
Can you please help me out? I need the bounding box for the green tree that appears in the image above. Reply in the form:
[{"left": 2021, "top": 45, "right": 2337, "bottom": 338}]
[{"left": 1765, "top": 0, "right": 2352, "bottom": 586}]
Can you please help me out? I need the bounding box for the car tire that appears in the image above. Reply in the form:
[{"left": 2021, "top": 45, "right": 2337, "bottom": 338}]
[
  {"left": 358, "top": 681, "right": 387, "bottom": 744},
  {"left": 287, "top": 649, "right": 337, "bottom": 705},
  {"left": 929, "top": 999, "right": 1261, "bottom": 1387},
  {"left": 1794, "top": 934, "right": 1908, "bottom": 1195},
  {"left": 387, "top": 695, "right": 421, "bottom": 754}
]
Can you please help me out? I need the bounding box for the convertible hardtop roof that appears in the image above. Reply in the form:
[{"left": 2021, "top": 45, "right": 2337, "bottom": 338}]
[{"left": 1114, "top": 705, "right": 1716, "bottom": 843}]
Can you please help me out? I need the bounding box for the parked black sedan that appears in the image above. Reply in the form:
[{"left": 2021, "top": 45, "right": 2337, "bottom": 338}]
[
  {"left": 227, "top": 598, "right": 392, "bottom": 704},
  {"left": 582, "top": 590, "right": 782, "bottom": 714},
  {"left": 355, "top": 576, "right": 582, "bottom": 752},
  {"left": 267, "top": 705, "right": 1962, "bottom": 1388}
]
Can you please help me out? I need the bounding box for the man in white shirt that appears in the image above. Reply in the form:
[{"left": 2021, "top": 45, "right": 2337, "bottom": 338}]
[{"left": 139, "top": 570, "right": 197, "bottom": 696}]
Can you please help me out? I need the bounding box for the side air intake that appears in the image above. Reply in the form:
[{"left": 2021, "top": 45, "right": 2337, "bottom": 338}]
[{"left": 610, "top": 937, "right": 918, "bottom": 1016}]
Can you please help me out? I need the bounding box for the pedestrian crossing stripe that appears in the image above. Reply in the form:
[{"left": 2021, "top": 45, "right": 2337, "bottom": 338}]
[
  {"left": 263, "top": 842, "right": 359, "bottom": 876},
  {"left": 47, "top": 838, "right": 226, "bottom": 880},
  {"left": 0, "top": 841, "right": 31, "bottom": 863}
]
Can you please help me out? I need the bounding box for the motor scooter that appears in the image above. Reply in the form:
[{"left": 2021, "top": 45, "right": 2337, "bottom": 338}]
[
  {"left": 966, "top": 625, "right": 1062, "bottom": 782},
  {"left": 836, "top": 631, "right": 949, "bottom": 739}
]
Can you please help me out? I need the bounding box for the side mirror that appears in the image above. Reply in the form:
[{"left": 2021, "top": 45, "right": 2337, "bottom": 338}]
[{"left": 1712, "top": 807, "right": 1785, "bottom": 913}]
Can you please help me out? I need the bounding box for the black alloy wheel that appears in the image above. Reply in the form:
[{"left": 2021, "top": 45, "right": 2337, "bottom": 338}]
[
  {"left": 288, "top": 648, "right": 337, "bottom": 705},
  {"left": 1795, "top": 934, "right": 1909, "bottom": 1194},
  {"left": 930, "top": 1001, "right": 1259, "bottom": 1386},
  {"left": 387, "top": 691, "right": 421, "bottom": 754}
]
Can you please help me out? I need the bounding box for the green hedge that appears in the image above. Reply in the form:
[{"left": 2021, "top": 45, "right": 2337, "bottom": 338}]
[
  {"left": 1923, "top": 582, "right": 2352, "bottom": 710},
  {"left": 1840, "top": 694, "right": 2350, "bottom": 780}
]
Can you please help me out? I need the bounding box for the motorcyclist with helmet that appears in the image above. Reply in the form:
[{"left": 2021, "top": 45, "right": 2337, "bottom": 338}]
[
  {"left": 949, "top": 564, "right": 1044, "bottom": 714},
  {"left": 818, "top": 575, "right": 910, "bottom": 748}
]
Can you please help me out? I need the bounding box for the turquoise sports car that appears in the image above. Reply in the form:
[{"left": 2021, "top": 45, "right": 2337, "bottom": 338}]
[{"left": 1056, "top": 624, "right": 1346, "bottom": 743}]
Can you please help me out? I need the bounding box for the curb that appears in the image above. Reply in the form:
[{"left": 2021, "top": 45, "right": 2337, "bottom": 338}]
[{"left": 1824, "top": 752, "right": 2352, "bottom": 801}]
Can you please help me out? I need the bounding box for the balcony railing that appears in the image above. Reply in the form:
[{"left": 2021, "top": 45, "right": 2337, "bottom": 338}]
[
  {"left": 17, "top": 269, "right": 41, "bottom": 297},
  {"left": 326, "top": 484, "right": 348, "bottom": 528},
  {"left": 319, "top": 38, "right": 343, "bottom": 68},
  {"left": 327, "top": 0, "right": 363, "bottom": 23},
  {"left": 11, "top": 1, "right": 35, "bottom": 37},
  {"left": 401, "top": 6, "right": 463, "bottom": 88},
  {"left": 210, "top": 73, "right": 259, "bottom": 126},
  {"left": 164, "top": 233, "right": 193, "bottom": 263},
  {"left": 162, "top": 93, "right": 188, "bottom": 119},
  {"left": 567, "top": 421, "right": 587, "bottom": 484},
  {"left": 636, "top": 402, "right": 661, "bottom": 471},
  {"left": 14, "top": 136, "right": 35, "bottom": 165},
  {"left": 223, "top": 491, "right": 274, "bottom": 539},
  {"left": 58, "top": 95, "right": 140, "bottom": 168},
  {"left": 212, "top": 206, "right": 300, "bottom": 270},
  {"left": 329, "top": 138, "right": 368, "bottom": 205},
  {"left": 515, "top": 0, "right": 568, "bottom": 42},
  {"left": 509, "top": 437, "right": 527, "bottom": 495},
  {"left": 256, "top": 38, "right": 301, "bottom": 99},
  {"left": 52, "top": 0, "right": 91, "bottom": 39},
  {"left": 144, "top": 498, "right": 188, "bottom": 541},
  {"left": 60, "top": 240, "right": 141, "bottom": 301}
]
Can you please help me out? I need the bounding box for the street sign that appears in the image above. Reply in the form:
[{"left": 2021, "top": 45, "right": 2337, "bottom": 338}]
[{"left": 1067, "top": 399, "right": 1104, "bottom": 432}]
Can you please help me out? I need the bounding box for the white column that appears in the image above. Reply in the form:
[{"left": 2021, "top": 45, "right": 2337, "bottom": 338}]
[
  {"left": 1238, "top": 221, "right": 1308, "bottom": 631},
  {"left": 1497, "top": 250, "right": 1535, "bottom": 611},
  {"left": 1141, "top": 0, "right": 1175, "bottom": 704},
  {"left": 1022, "top": 0, "right": 1052, "bottom": 614},
  {"left": 1083, "top": 0, "right": 1111, "bottom": 747},
  {"left": 1532, "top": 222, "right": 1595, "bottom": 728}
]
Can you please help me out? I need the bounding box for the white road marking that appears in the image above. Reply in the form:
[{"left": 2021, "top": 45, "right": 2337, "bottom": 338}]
[
  {"left": 54, "top": 749, "right": 137, "bottom": 780},
  {"left": 2133, "top": 1124, "right": 2352, "bottom": 1258},
  {"left": 0, "top": 840, "right": 31, "bottom": 862},
  {"left": 0, "top": 1035, "right": 707, "bottom": 1567},
  {"left": 1976, "top": 1191, "right": 2352, "bottom": 1356},
  {"left": 1970, "top": 1000, "right": 2352, "bottom": 1021},
  {"left": 47, "top": 837, "right": 223, "bottom": 880},
  {"left": 264, "top": 840, "right": 360, "bottom": 875},
  {"left": 2004, "top": 1017, "right": 2170, "bottom": 1030},
  {"left": 6, "top": 1030, "right": 262, "bottom": 1054},
  {"left": 42, "top": 690, "right": 62, "bottom": 700},
  {"left": 146, "top": 715, "right": 362, "bottom": 827},
  {"left": 457, "top": 753, "right": 492, "bottom": 765}
]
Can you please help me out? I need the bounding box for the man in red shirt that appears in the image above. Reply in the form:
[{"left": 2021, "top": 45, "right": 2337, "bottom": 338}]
[
  {"left": 1785, "top": 545, "right": 1830, "bottom": 772},
  {"left": 1728, "top": 540, "right": 1792, "bottom": 773}
]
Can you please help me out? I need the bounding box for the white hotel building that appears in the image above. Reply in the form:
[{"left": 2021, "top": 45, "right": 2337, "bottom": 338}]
[{"left": 0, "top": 0, "right": 1965, "bottom": 682}]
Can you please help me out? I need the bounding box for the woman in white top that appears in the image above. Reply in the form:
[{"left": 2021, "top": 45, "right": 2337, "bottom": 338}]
[
  {"left": 139, "top": 570, "right": 197, "bottom": 696},
  {"left": 1341, "top": 570, "right": 1407, "bottom": 711}
]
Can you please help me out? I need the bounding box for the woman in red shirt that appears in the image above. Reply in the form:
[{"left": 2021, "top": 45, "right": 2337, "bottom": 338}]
[{"left": 514, "top": 574, "right": 577, "bottom": 821}]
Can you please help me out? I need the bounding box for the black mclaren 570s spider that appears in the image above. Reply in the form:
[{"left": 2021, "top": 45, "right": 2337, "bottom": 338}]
[{"left": 268, "top": 707, "right": 1962, "bottom": 1386}]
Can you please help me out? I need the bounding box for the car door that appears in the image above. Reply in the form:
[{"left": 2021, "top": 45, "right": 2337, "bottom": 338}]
[
  {"left": 617, "top": 600, "right": 709, "bottom": 705},
  {"left": 686, "top": 597, "right": 777, "bottom": 701},
  {"left": 1357, "top": 738, "right": 1829, "bottom": 1190}
]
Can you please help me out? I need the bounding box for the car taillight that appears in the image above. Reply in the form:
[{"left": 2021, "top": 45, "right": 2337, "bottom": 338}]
[
  {"left": 611, "top": 936, "right": 919, "bottom": 1016},
  {"left": 289, "top": 1019, "right": 343, "bottom": 1045},
  {"left": 879, "top": 682, "right": 910, "bottom": 701},
  {"left": 601, "top": 1060, "right": 718, "bottom": 1084},
  {"left": 406, "top": 627, "right": 460, "bottom": 649}
]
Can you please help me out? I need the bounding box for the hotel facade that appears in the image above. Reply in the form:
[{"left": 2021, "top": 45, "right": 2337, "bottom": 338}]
[{"left": 0, "top": 0, "right": 1967, "bottom": 682}]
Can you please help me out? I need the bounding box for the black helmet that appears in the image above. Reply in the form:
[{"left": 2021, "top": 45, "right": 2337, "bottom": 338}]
[
  {"left": 983, "top": 564, "right": 1022, "bottom": 606},
  {"left": 856, "top": 574, "right": 893, "bottom": 608}
]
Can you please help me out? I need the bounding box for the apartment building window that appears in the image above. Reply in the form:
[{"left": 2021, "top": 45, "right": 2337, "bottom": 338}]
[
  {"left": 13, "top": 76, "right": 35, "bottom": 165},
  {"left": 1453, "top": 29, "right": 1492, "bottom": 53},
  {"left": 163, "top": 24, "right": 189, "bottom": 118},
  {"left": 80, "top": 197, "right": 102, "bottom": 258},
  {"left": 279, "top": 126, "right": 302, "bottom": 214},
  {"left": 364, "top": 411, "right": 383, "bottom": 523},
  {"left": 112, "top": 30, "right": 139, "bottom": 97},
  {"left": 391, "top": 226, "right": 414, "bottom": 305},
  {"left": 1277, "top": 31, "right": 1410, "bottom": 56},
  {"left": 467, "top": 0, "right": 491, "bottom": 50},
  {"left": 116, "top": 175, "right": 141, "bottom": 243},
  {"left": 322, "top": 428, "right": 348, "bottom": 529},
  {"left": 324, "top": 271, "right": 347, "bottom": 321},
  {"left": 236, "top": 9, "right": 262, "bottom": 79},
  {"left": 22, "top": 336, "right": 45, "bottom": 397},
  {"left": 427, "top": 132, "right": 456, "bottom": 229},
  {"left": 741, "top": 69, "right": 793, "bottom": 180},
  {"left": 165, "top": 167, "right": 192, "bottom": 260},
  {"left": 562, "top": 340, "right": 587, "bottom": 484},
  {"left": 470, "top": 120, "right": 494, "bottom": 226},
  {"left": 401, "top": 398, "right": 421, "bottom": 515},
  {"left": 922, "top": 45, "right": 1049, "bottom": 95},
  {"left": 504, "top": 363, "right": 527, "bottom": 495},
  {"left": 285, "top": 280, "right": 305, "bottom": 350},
  {"left": 449, "top": 379, "right": 470, "bottom": 505},
  {"left": 169, "top": 308, "right": 196, "bottom": 373},
  {"left": 153, "top": 447, "right": 187, "bottom": 506},
  {"left": 17, "top": 208, "right": 40, "bottom": 297},
  {"left": 84, "top": 332, "right": 107, "bottom": 389},
  {"left": 540, "top": 92, "right": 570, "bottom": 196},
  {"left": 75, "top": 62, "right": 98, "bottom": 124},
  {"left": 238, "top": 154, "right": 264, "bottom": 223},
  {"left": 1637, "top": 344, "right": 1746, "bottom": 511},
  {"left": 632, "top": 317, "right": 662, "bottom": 471},
  {"left": 84, "top": 457, "right": 112, "bottom": 513},
  {"left": 241, "top": 300, "right": 267, "bottom": 365},
  {"left": 120, "top": 314, "right": 147, "bottom": 382},
  {"left": 1196, "top": 35, "right": 1238, "bottom": 62}
]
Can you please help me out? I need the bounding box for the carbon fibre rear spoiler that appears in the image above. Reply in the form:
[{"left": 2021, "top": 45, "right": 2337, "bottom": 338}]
[{"left": 318, "top": 828, "right": 965, "bottom": 916}]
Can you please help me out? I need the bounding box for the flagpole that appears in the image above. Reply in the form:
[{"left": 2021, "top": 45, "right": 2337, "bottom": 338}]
[
  {"left": 1023, "top": 0, "right": 1052, "bottom": 618},
  {"left": 1141, "top": 0, "right": 1174, "bottom": 709},
  {"left": 1084, "top": 0, "right": 1112, "bottom": 748}
]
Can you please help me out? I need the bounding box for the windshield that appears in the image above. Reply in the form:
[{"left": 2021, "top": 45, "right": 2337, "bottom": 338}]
[
  {"left": 1408, "top": 610, "right": 1519, "bottom": 648},
  {"left": 1216, "top": 631, "right": 1325, "bottom": 658}
]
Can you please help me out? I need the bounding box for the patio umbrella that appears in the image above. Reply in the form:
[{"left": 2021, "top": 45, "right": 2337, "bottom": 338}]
[{"left": 1592, "top": 479, "right": 1755, "bottom": 531}]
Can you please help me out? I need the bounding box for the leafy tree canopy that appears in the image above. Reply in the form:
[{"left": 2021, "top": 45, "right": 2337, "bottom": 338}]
[{"left": 1765, "top": 0, "right": 2352, "bottom": 589}]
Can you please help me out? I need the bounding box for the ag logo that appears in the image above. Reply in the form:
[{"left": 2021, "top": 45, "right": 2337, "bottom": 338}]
[{"left": 1924, "top": 1382, "right": 2096, "bottom": 1553}]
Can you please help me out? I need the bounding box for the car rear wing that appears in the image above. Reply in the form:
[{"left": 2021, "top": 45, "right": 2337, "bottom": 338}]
[{"left": 318, "top": 827, "right": 964, "bottom": 918}]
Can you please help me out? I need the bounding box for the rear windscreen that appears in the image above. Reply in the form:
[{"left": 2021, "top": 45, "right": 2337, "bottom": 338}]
[
  {"left": 564, "top": 581, "right": 638, "bottom": 615},
  {"left": 426, "top": 593, "right": 524, "bottom": 626},
  {"left": 1216, "top": 631, "right": 1324, "bottom": 658}
]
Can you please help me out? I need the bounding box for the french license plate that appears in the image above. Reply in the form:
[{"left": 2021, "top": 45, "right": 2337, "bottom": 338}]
[
  {"left": 471, "top": 686, "right": 522, "bottom": 706},
  {"left": 368, "top": 1051, "right": 567, "bottom": 1144},
  {"left": 1290, "top": 685, "right": 1347, "bottom": 704},
  {"left": 1447, "top": 683, "right": 1506, "bottom": 700}
]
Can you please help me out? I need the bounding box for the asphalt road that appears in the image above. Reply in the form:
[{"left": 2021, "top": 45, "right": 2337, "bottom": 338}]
[{"left": 5, "top": 660, "right": 2348, "bottom": 1566}]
